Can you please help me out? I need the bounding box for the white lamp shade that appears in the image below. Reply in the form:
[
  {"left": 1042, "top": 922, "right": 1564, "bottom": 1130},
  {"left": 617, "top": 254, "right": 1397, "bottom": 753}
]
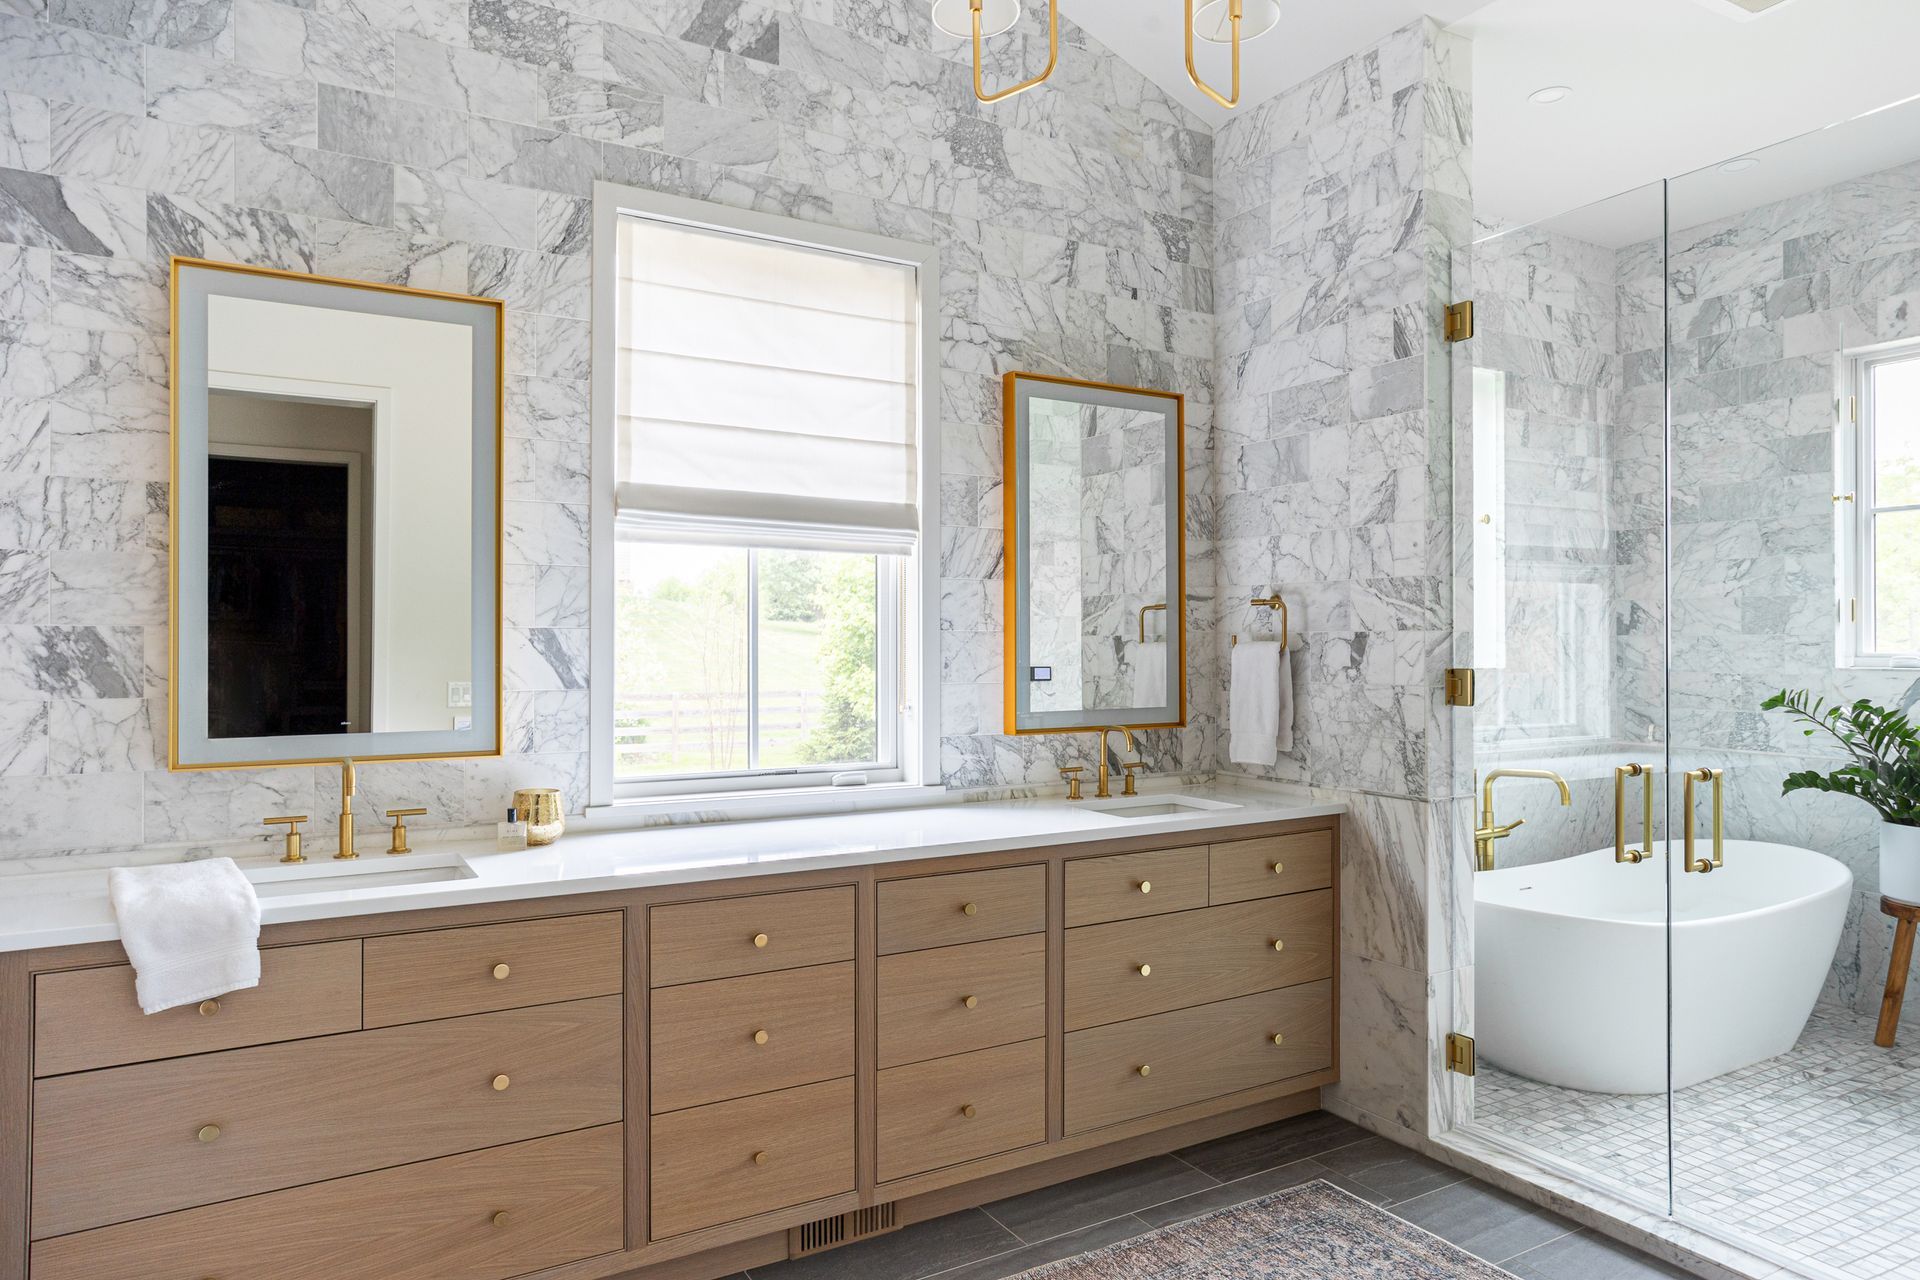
[
  {"left": 1193, "top": 0, "right": 1281, "bottom": 43},
  {"left": 931, "top": 0, "right": 1022, "bottom": 38}
]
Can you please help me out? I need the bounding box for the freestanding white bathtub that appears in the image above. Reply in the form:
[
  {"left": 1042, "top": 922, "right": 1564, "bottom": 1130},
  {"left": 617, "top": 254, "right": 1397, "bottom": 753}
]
[{"left": 1475, "top": 842, "right": 1851, "bottom": 1094}]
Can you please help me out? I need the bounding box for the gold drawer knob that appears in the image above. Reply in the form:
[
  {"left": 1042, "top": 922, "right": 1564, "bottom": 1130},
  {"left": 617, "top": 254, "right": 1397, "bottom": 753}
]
[
  {"left": 1136, "top": 1064, "right": 1151, "bottom": 1077},
  {"left": 1272, "top": 1033, "right": 1285, "bottom": 1046},
  {"left": 492, "top": 1074, "right": 511, "bottom": 1091},
  {"left": 1136, "top": 880, "right": 1152, "bottom": 894},
  {"left": 492, "top": 963, "right": 511, "bottom": 980},
  {"left": 1137, "top": 963, "right": 1151, "bottom": 977},
  {"left": 752, "top": 1150, "right": 769, "bottom": 1166},
  {"left": 197, "top": 1124, "right": 221, "bottom": 1143},
  {"left": 753, "top": 1029, "right": 769, "bottom": 1045},
  {"left": 753, "top": 933, "right": 769, "bottom": 949},
  {"left": 960, "top": 1104, "right": 977, "bottom": 1119},
  {"left": 198, "top": 999, "right": 220, "bottom": 1017},
  {"left": 1270, "top": 939, "right": 1285, "bottom": 952},
  {"left": 491, "top": 1210, "right": 510, "bottom": 1228},
  {"left": 962, "top": 994, "right": 978, "bottom": 1009},
  {"left": 1270, "top": 861, "right": 1285, "bottom": 875},
  {"left": 962, "top": 901, "right": 978, "bottom": 916}
]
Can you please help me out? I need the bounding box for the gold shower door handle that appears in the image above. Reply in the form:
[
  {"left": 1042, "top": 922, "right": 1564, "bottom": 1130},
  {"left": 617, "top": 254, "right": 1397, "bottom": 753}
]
[
  {"left": 1614, "top": 764, "right": 1652, "bottom": 864},
  {"left": 1683, "top": 767, "right": 1724, "bottom": 874}
]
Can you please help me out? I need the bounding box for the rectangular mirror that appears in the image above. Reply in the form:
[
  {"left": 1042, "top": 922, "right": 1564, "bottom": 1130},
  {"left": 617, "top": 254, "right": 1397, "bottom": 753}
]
[
  {"left": 170, "top": 259, "right": 502, "bottom": 768},
  {"left": 1003, "top": 372, "right": 1185, "bottom": 733}
]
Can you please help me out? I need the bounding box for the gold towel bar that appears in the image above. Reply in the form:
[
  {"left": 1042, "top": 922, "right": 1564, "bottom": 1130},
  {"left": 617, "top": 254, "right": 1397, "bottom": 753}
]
[
  {"left": 1137, "top": 602, "right": 1167, "bottom": 643},
  {"left": 1231, "top": 595, "right": 1288, "bottom": 650}
]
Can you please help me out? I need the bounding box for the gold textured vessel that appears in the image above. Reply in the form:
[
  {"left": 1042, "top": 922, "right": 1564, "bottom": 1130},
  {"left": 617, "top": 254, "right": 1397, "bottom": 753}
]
[{"left": 513, "top": 787, "right": 565, "bottom": 846}]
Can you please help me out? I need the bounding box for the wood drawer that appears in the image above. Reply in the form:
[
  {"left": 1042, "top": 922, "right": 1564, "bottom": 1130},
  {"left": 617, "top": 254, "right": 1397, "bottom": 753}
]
[
  {"left": 651, "top": 887, "right": 854, "bottom": 987},
  {"left": 1064, "top": 980, "right": 1333, "bottom": 1134},
  {"left": 32, "top": 940, "right": 362, "bottom": 1077},
  {"left": 650, "top": 1076, "right": 853, "bottom": 1239},
  {"left": 1064, "top": 891, "right": 1333, "bottom": 1031},
  {"left": 31, "top": 995, "right": 622, "bottom": 1238},
  {"left": 651, "top": 962, "right": 853, "bottom": 1113},
  {"left": 1064, "top": 846, "right": 1207, "bottom": 926},
  {"left": 1209, "top": 830, "right": 1335, "bottom": 904},
  {"left": 29, "top": 1124, "right": 624, "bottom": 1280},
  {"left": 877, "top": 1039, "right": 1046, "bottom": 1183},
  {"left": 877, "top": 864, "right": 1046, "bottom": 954},
  {"left": 364, "top": 912, "right": 622, "bottom": 1027},
  {"left": 878, "top": 934, "right": 1045, "bottom": 1069}
]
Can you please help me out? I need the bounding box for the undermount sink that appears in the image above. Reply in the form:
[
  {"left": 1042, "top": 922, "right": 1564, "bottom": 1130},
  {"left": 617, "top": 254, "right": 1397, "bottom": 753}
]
[
  {"left": 1082, "top": 794, "right": 1241, "bottom": 819},
  {"left": 245, "top": 852, "right": 476, "bottom": 898}
]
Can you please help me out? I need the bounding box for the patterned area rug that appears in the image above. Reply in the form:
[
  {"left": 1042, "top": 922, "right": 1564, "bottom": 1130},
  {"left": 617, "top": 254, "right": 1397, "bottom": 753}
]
[{"left": 1010, "top": 1181, "right": 1517, "bottom": 1279}]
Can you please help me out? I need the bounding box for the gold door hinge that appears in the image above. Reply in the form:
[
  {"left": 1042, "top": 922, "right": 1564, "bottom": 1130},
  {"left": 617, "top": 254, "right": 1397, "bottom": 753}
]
[
  {"left": 1444, "top": 668, "right": 1476, "bottom": 707},
  {"left": 1444, "top": 300, "right": 1475, "bottom": 342},
  {"left": 1445, "top": 1032, "right": 1476, "bottom": 1077}
]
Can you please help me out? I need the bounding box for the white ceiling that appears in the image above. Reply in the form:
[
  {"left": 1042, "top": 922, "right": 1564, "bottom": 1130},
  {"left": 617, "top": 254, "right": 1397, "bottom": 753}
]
[
  {"left": 1456, "top": 0, "right": 1920, "bottom": 235},
  {"left": 1066, "top": 0, "right": 1493, "bottom": 130}
]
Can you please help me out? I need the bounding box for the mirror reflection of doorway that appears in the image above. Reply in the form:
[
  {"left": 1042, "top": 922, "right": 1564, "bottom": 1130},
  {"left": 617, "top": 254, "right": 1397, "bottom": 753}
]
[{"left": 206, "top": 390, "right": 375, "bottom": 739}]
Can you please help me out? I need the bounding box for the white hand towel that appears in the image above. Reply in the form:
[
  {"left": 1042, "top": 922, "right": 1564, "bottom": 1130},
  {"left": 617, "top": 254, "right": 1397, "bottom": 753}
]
[
  {"left": 107, "top": 858, "right": 261, "bottom": 1015},
  {"left": 1275, "top": 643, "right": 1295, "bottom": 755},
  {"left": 1134, "top": 640, "right": 1168, "bottom": 709},
  {"left": 1230, "top": 640, "right": 1286, "bottom": 767}
]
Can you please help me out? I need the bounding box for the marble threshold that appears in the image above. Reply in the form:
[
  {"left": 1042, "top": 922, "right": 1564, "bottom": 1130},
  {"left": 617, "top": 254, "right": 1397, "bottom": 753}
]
[
  {"left": 0, "top": 779, "right": 1343, "bottom": 952},
  {"left": 1324, "top": 1100, "right": 1809, "bottom": 1280}
]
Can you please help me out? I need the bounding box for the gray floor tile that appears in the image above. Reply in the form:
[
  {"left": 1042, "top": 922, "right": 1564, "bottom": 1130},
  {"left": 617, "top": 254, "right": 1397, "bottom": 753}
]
[
  {"left": 1315, "top": 1135, "right": 1470, "bottom": 1204},
  {"left": 1133, "top": 1156, "right": 1336, "bottom": 1227},
  {"left": 1503, "top": 1229, "right": 1695, "bottom": 1280},
  {"left": 924, "top": 1214, "right": 1154, "bottom": 1280},
  {"left": 980, "top": 1153, "right": 1217, "bottom": 1244},
  {"left": 748, "top": 1208, "right": 1018, "bottom": 1280},
  {"left": 1390, "top": 1179, "right": 1580, "bottom": 1264},
  {"left": 1173, "top": 1110, "right": 1373, "bottom": 1180}
]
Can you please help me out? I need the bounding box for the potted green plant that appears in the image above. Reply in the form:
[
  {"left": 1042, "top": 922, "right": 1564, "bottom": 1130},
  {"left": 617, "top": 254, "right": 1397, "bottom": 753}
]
[{"left": 1764, "top": 690, "right": 1920, "bottom": 902}]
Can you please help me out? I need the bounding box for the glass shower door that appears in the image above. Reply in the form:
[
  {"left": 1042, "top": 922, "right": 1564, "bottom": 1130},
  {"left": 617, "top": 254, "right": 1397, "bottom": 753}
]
[
  {"left": 1453, "top": 181, "right": 1675, "bottom": 1212},
  {"left": 1664, "top": 97, "right": 1920, "bottom": 1277}
]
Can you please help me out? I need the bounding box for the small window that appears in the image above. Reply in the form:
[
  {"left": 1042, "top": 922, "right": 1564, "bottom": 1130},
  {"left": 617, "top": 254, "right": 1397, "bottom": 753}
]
[
  {"left": 1843, "top": 345, "right": 1920, "bottom": 664},
  {"left": 591, "top": 188, "right": 935, "bottom": 802}
]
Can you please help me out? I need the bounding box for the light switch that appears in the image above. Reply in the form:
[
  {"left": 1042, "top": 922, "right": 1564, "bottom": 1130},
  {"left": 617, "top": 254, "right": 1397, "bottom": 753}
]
[{"left": 448, "top": 681, "right": 473, "bottom": 708}]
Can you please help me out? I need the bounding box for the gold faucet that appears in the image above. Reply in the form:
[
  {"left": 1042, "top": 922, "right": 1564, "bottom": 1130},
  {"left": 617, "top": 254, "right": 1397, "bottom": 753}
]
[
  {"left": 1093, "top": 726, "right": 1136, "bottom": 798},
  {"left": 336, "top": 758, "right": 358, "bottom": 860},
  {"left": 1474, "top": 768, "right": 1570, "bottom": 872}
]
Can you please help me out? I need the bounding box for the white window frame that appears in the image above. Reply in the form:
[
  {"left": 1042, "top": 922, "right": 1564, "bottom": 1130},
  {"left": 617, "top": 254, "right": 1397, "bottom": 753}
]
[
  {"left": 1840, "top": 341, "right": 1920, "bottom": 668},
  {"left": 586, "top": 183, "right": 941, "bottom": 811}
]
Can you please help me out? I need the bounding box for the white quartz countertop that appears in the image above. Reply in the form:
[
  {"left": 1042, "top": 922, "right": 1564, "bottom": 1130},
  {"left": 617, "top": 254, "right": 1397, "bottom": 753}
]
[{"left": 0, "top": 783, "right": 1343, "bottom": 953}]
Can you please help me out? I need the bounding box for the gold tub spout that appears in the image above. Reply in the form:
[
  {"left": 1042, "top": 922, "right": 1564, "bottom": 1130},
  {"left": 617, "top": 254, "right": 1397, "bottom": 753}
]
[{"left": 1475, "top": 768, "right": 1571, "bottom": 872}]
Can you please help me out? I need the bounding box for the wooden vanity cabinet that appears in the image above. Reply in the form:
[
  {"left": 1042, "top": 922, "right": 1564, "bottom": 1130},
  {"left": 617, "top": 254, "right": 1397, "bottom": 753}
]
[{"left": 2, "top": 816, "right": 1339, "bottom": 1280}]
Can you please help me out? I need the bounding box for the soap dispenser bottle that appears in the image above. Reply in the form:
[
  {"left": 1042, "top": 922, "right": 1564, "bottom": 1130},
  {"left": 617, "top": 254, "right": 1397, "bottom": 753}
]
[{"left": 496, "top": 807, "right": 527, "bottom": 850}]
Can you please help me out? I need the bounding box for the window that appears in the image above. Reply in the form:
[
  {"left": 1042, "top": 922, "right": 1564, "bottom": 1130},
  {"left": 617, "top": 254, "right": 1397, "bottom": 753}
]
[
  {"left": 1843, "top": 345, "right": 1920, "bottom": 664},
  {"left": 589, "top": 187, "right": 937, "bottom": 803}
]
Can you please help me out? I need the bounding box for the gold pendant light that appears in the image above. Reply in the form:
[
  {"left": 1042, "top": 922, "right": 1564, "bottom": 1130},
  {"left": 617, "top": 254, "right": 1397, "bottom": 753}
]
[
  {"left": 1187, "top": 0, "right": 1281, "bottom": 109},
  {"left": 933, "top": 0, "right": 1058, "bottom": 103}
]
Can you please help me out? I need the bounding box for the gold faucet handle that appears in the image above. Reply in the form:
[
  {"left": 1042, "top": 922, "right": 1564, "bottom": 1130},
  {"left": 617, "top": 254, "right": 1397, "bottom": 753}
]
[
  {"left": 385, "top": 808, "right": 428, "bottom": 856},
  {"left": 1121, "top": 761, "right": 1145, "bottom": 796},
  {"left": 1059, "top": 767, "right": 1085, "bottom": 801},
  {"left": 264, "top": 815, "right": 309, "bottom": 864}
]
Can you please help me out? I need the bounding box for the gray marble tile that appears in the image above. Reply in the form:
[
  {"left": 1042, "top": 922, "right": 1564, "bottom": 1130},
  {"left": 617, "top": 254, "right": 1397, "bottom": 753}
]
[
  {"left": 1315, "top": 1135, "right": 1468, "bottom": 1205},
  {"left": 506, "top": 626, "right": 587, "bottom": 691},
  {"left": 395, "top": 33, "right": 540, "bottom": 120},
  {"left": 0, "top": 15, "right": 145, "bottom": 117},
  {"left": 0, "top": 168, "right": 143, "bottom": 257},
  {"left": 470, "top": 115, "right": 601, "bottom": 195},
  {"left": 47, "top": 696, "right": 154, "bottom": 772},
  {"left": 0, "top": 625, "right": 145, "bottom": 700},
  {"left": 470, "top": 244, "right": 589, "bottom": 318},
  {"left": 0, "top": 90, "right": 48, "bottom": 171},
  {"left": 145, "top": 44, "right": 317, "bottom": 144},
  {"left": 51, "top": 0, "right": 234, "bottom": 56},
  {"left": 1504, "top": 1230, "right": 1695, "bottom": 1280},
  {"left": 314, "top": 0, "right": 462, "bottom": 44},
  {"left": 233, "top": 138, "right": 393, "bottom": 226},
  {"left": 234, "top": 0, "right": 396, "bottom": 92},
  {"left": 0, "top": 698, "right": 48, "bottom": 776},
  {"left": 46, "top": 103, "right": 234, "bottom": 203},
  {"left": 980, "top": 1154, "right": 1217, "bottom": 1244},
  {"left": 318, "top": 83, "right": 468, "bottom": 173},
  {"left": 393, "top": 167, "right": 537, "bottom": 249}
]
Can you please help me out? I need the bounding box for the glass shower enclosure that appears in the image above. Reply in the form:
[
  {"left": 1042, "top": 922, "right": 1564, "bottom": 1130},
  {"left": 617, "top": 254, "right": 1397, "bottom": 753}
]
[{"left": 1451, "top": 95, "right": 1920, "bottom": 1280}]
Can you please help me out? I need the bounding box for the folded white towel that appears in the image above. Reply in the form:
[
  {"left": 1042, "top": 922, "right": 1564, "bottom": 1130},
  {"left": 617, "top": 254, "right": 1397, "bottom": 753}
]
[
  {"left": 1134, "top": 640, "right": 1168, "bottom": 709},
  {"left": 1275, "top": 643, "right": 1295, "bottom": 755},
  {"left": 107, "top": 858, "right": 261, "bottom": 1015},
  {"left": 1230, "top": 641, "right": 1287, "bottom": 767}
]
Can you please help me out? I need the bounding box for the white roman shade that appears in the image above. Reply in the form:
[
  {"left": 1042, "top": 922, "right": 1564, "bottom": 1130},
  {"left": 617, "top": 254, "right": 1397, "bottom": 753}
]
[{"left": 614, "top": 214, "right": 922, "bottom": 555}]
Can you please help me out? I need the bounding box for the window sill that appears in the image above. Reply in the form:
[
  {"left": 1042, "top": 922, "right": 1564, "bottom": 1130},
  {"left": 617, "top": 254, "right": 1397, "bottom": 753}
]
[{"left": 577, "top": 782, "right": 949, "bottom": 831}]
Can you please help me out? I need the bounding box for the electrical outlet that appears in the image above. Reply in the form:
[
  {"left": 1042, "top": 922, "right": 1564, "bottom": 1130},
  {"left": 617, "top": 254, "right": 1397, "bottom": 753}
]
[
  {"left": 448, "top": 681, "right": 473, "bottom": 708},
  {"left": 452, "top": 714, "right": 473, "bottom": 731}
]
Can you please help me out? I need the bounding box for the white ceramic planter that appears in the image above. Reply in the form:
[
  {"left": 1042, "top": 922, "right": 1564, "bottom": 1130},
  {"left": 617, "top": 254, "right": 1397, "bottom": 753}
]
[{"left": 1882, "top": 822, "right": 1920, "bottom": 904}]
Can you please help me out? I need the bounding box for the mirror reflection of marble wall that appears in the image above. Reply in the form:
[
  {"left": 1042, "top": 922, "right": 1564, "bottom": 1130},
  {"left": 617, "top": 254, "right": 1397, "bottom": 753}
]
[{"left": 1026, "top": 396, "right": 1169, "bottom": 714}]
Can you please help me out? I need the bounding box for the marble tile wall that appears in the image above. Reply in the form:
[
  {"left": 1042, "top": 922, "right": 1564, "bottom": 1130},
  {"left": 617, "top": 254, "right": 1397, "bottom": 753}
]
[
  {"left": 1207, "top": 18, "right": 1471, "bottom": 1137},
  {"left": 0, "top": 0, "right": 1217, "bottom": 861}
]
